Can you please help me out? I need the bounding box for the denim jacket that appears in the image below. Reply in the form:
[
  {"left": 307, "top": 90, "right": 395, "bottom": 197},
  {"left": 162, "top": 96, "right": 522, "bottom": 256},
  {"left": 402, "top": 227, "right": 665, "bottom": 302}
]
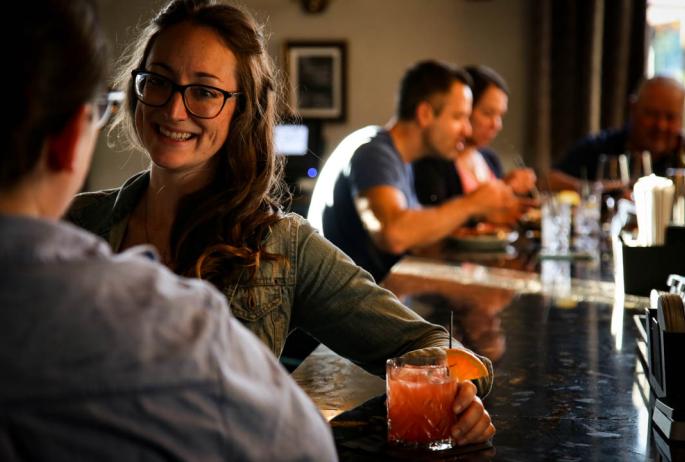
[{"left": 68, "top": 171, "right": 492, "bottom": 390}]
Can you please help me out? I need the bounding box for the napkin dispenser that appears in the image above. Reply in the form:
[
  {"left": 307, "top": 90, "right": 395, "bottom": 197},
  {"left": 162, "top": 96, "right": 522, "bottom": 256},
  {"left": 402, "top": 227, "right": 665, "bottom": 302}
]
[
  {"left": 646, "top": 279, "right": 685, "bottom": 442},
  {"left": 621, "top": 225, "right": 685, "bottom": 296}
]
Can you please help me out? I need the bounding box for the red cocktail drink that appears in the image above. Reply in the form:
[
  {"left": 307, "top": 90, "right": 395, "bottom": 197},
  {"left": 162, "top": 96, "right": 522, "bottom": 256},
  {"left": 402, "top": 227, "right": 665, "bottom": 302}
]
[{"left": 386, "top": 357, "right": 458, "bottom": 450}]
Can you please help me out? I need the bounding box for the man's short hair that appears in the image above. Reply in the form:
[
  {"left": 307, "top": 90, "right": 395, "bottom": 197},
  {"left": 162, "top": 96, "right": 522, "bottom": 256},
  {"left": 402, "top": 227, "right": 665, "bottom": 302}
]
[
  {"left": 396, "top": 60, "right": 472, "bottom": 121},
  {"left": 3, "top": 0, "right": 108, "bottom": 190}
]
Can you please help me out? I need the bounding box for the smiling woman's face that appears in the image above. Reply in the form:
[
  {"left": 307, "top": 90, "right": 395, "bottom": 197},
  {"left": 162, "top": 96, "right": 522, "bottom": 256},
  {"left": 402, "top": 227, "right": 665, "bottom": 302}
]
[
  {"left": 469, "top": 85, "right": 508, "bottom": 149},
  {"left": 135, "top": 22, "right": 239, "bottom": 174}
]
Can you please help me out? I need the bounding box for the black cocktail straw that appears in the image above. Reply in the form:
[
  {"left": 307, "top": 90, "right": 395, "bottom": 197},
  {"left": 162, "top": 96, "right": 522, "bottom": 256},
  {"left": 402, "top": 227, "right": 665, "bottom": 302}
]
[{"left": 449, "top": 311, "right": 453, "bottom": 349}]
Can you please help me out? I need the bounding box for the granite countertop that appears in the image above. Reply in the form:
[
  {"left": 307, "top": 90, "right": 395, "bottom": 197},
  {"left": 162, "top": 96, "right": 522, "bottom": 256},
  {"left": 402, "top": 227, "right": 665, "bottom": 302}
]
[{"left": 293, "top": 247, "right": 667, "bottom": 460}]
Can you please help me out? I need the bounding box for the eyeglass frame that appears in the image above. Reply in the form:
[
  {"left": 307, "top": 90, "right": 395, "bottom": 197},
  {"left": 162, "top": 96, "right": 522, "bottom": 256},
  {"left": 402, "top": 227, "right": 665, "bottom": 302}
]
[
  {"left": 94, "top": 90, "right": 125, "bottom": 129},
  {"left": 131, "top": 69, "right": 241, "bottom": 119}
]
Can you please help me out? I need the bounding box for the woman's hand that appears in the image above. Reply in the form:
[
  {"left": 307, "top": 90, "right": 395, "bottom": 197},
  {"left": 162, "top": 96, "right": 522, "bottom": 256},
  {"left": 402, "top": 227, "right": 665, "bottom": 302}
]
[
  {"left": 451, "top": 380, "right": 496, "bottom": 445},
  {"left": 505, "top": 167, "right": 537, "bottom": 195},
  {"left": 399, "top": 347, "right": 496, "bottom": 445}
]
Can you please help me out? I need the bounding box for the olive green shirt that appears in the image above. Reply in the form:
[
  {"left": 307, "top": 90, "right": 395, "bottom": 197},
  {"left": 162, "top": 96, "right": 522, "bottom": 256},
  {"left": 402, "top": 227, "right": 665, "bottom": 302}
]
[{"left": 68, "top": 171, "right": 492, "bottom": 393}]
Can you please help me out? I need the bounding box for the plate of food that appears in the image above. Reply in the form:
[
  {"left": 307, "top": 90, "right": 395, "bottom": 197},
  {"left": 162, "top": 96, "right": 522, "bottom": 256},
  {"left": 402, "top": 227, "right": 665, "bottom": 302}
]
[{"left": 448, "top": 223, "right": 518, "bottom": 251}]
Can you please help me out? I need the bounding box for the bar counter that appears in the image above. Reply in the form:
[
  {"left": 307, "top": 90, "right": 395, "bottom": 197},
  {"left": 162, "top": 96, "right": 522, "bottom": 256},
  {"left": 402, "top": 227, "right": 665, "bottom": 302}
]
[{"left": 292, "top": 238, "right": 675, "bottom": 460}]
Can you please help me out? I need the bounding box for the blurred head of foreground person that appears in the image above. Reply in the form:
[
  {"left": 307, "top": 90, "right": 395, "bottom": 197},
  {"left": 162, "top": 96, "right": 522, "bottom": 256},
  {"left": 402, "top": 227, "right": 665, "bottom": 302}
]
[
  {"left": 0, "top": 1, "right": 337, "bottom": 459},
  {"left": 68, "top": 1, "right": 496, "bottom": 448}
]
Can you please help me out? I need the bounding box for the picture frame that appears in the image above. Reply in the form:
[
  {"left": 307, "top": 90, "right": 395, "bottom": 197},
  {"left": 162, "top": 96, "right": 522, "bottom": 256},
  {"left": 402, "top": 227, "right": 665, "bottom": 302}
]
[{"left": 285, "top": 41, "right": 346, "bottom": 121}]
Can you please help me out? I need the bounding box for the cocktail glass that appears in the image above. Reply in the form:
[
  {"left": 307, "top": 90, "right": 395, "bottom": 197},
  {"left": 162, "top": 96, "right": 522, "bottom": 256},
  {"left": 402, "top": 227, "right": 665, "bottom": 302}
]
[{"left": 386, "top": 355, "right": 458, "bottom": 450}]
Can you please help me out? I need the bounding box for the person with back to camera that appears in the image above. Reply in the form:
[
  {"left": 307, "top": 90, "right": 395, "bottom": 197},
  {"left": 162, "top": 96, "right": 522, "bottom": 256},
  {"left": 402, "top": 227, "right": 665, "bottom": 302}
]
[
  {"left": 67, "top": 0, "right": 496, "bottom": 447},
  {"left": 0, "top": 0, "right": 338, "bottom": 459},
  {"left": 413, "top": 65, "right": 536, "bottom": 206}
]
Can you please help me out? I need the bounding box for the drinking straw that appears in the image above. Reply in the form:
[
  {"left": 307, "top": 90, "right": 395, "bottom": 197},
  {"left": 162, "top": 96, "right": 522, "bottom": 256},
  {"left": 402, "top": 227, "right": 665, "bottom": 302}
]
[
  {"left": 619, "top": 154, "right": 630, "bottom": 185},
  {"left": 449, "top": 311, "right": 453, "bottom": 349},
  {"left": 642, "top": 150, "right": 653, "bottom": 176}
]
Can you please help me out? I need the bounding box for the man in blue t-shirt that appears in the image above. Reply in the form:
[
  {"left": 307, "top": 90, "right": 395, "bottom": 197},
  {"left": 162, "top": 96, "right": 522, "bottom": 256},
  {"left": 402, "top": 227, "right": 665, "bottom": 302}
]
[
  {"left": 549, "top": 76, "right": 685, "bottom": 192},
  {"left": 315, "top": 61, "right": 521, "bottom": 281}
]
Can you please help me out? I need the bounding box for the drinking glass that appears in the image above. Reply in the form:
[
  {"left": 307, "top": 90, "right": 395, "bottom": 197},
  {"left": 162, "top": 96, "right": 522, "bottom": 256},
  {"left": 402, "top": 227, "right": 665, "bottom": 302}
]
[
  {"left": 541, "top": 259, "right": 571, "bottom": 298},
  {"left": 541, "top": 196, "right": 571, "bottom": 254},
  {"left": 667, "top": 168, "right": 685, "bottom": 225},
  {"left": 574, "top": 192, "right": 601, "bottom": 236},
  {"left": 594, "top": 154, "right": 631, "bottom": 235},
  {"left": 386, "top": 355, "right": 458, "bottom": 450},
  {"left": 595, "top": 154, "right": 628, "bottom": 189}
]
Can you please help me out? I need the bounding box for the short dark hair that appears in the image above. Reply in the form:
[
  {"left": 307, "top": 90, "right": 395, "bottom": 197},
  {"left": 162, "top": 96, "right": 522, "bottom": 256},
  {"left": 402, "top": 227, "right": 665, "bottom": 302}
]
[
  {"left": 3, "top": 0, "right": 108, "bottom": 190},
  {"left": 396, "top": 60, "right": 472, "bottom": 121},
  {"left": 463, "top": 65, "right": 509, "bottom": 106}
]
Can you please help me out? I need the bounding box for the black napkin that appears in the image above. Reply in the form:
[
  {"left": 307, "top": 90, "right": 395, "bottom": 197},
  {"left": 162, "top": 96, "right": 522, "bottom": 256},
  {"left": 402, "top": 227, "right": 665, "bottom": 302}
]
[{"left": 330, "top": 394, "right": 493, "bottom": 461}]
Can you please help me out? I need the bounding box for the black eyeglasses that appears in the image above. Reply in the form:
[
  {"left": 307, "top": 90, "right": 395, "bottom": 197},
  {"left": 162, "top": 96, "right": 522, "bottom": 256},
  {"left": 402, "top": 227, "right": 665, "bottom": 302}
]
[
  {"left": 131, "top": 70, "right": 241, "bottom": 119},
  {"left": 94, "top": 90, "right": 125, "bottom": 129}
]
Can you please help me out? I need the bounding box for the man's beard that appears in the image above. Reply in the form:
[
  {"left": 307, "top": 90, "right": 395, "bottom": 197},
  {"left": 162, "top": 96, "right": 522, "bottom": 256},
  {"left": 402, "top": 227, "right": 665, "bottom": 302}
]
[{"left": 422, "top": 131, "right": 463, "bottom": 161}]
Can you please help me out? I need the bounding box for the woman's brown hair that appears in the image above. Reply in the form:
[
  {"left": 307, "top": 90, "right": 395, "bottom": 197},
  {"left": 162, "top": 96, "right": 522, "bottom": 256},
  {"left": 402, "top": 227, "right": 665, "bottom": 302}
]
[{"left": 110, "top": 0, "right": 287, "bottom": 283}]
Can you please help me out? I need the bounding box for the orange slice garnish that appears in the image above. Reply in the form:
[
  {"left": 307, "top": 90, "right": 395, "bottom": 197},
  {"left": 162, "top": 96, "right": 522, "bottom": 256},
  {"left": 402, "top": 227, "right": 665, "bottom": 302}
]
[{"left": 446, "top": 348, "right": 489, "bottom": 380}]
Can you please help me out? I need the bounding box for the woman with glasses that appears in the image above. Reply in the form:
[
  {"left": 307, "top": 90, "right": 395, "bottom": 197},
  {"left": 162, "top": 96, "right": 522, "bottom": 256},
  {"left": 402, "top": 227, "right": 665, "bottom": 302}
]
[
  {"left": 2, "top": 0, "right": 342, "bottom": 459},
  {"left": 69, "top": 0, "right": 495, "bottom": 446}
]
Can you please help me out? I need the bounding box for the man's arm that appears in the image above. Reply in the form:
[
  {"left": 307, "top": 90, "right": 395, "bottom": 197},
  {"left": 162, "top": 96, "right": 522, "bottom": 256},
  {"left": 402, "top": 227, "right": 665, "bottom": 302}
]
[
  {"left": 550, "top": 130, "right": 624, "bottom": 191},
  {"left": 547, "top": 168, "right": 626, "bottom": 193},
  {"left": 355, "top": 181, "right": 518, "bottom": 255},
  {"left": 547, "top": 169, "right": 581, "bottom": 192}
]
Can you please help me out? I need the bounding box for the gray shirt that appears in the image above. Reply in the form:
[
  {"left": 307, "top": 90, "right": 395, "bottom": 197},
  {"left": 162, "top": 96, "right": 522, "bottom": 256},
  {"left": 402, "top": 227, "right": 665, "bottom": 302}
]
[{"left": 0, "top": 214, "right": 337, "bottom": 461}]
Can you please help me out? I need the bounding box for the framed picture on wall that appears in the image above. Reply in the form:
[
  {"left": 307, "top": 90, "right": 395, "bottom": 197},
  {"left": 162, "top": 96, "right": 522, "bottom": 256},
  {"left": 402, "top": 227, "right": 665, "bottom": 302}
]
[{"left": 285, "top": 41, "right": 346, "bottom": 121}]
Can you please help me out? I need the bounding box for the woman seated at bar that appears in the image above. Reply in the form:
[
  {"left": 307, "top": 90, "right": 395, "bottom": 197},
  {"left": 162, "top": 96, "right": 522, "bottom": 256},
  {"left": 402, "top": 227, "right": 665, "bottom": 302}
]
[
  {"left": 414, "top": 65, "right": 536, "bottom": 206},
  {"left": 2, "top": 0, "right": 336, "bottom": 459},
  {"left": 68, "top": 0, "right": 495, "bottom": 446}
]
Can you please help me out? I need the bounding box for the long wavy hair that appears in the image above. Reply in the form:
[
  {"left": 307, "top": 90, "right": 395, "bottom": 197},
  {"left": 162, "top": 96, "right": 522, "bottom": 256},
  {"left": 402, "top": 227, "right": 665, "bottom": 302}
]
[{"left": 110, "top": 0, "right": 287, "bottom": 283}]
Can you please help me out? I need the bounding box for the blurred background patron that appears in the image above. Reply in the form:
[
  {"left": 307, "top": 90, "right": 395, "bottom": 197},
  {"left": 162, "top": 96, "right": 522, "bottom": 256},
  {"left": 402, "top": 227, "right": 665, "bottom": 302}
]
[
  {"left": 413, "top": 65, "right": 536, "bottom": 205},
  {"left": 549, "top": 76, "right": 685, "bottom": 192}
]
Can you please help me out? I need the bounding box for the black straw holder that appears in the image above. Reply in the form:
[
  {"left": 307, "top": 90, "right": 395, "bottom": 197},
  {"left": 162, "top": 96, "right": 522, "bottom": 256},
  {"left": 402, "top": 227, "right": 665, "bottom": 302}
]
[{"left": 621, "top": 225, "right": 685, "bottom": 296}]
